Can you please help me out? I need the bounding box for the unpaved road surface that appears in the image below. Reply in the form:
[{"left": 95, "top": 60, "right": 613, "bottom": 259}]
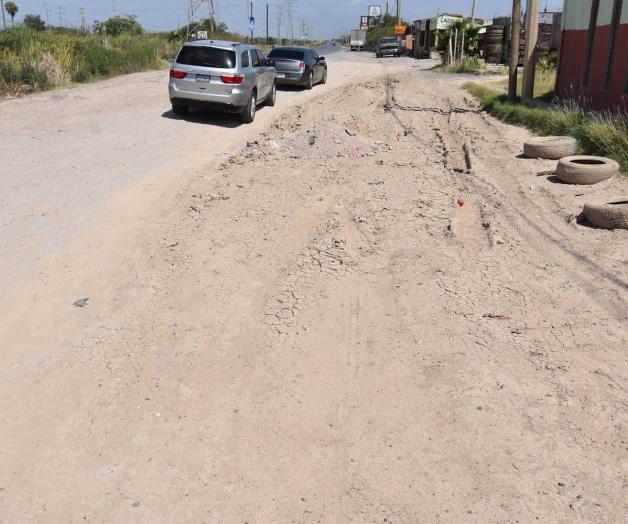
[{"left": 1, "top": 51, "right": 627, "bottom": 522}]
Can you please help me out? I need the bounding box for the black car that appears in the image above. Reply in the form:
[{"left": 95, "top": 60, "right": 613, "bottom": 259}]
[{"left": 267, "top": 47, "right": 327, "bottom": 90}]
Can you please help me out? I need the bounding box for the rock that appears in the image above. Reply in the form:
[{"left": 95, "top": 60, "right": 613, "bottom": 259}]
[{"left": 73, "top": 298, "right": 89, "bottom": 308}]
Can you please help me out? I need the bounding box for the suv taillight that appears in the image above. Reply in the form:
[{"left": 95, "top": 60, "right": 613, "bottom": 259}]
[
  {"left": 299, "top": 61, "right": 305, "bottom": 71},
  {"left": 170, "top": 69, "right": 187, "bottom": 79},
  {"left": 221, "top": 74, "right": 245, "bottom": 85}
]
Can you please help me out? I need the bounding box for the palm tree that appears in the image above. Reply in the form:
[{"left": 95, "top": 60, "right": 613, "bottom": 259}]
[{"left": 5, "top": 1, "right": 17, "bottom": 26}]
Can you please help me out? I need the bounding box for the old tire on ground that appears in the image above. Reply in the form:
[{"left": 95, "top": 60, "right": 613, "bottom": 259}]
[
  {"left": 583, "top": 198, "right": 628, "bottom": 229},
  {"left": 556, "top": 155, "right": 619, "bottom": 185},
  {"left": 523, "top": 136, "right": 577, "bottom": 159}
]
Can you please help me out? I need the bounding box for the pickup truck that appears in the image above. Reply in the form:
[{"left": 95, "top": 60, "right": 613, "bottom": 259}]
[{"left": 375, "top": 37, "right": 401, "bottom": 58}]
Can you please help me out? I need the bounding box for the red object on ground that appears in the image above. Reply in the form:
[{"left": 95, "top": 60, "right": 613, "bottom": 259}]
[{"left": 457, "top": 197, "right": 465, "bottom": 207}]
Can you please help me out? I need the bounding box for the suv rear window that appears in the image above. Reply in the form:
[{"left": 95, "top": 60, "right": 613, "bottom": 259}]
[
  {"left": 176, "top": 46, "right": 236, "bottom": 68},
  {"left": 380, "top": 38, "right": 398, "bottom": 44},
  {"left": 268, "top": 49, "right": 305, "bottom": 60}
]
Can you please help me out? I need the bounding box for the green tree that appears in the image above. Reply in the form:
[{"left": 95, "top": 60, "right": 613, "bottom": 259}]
[
  {"left": 23, "top": 13, "right": 45, "bottom": 31},
  {"left": 436, "top": 20, "right": 482, "bottom": 61},
  {"left": 101, "top": 15, "right": 143, "bottom": 36},
  {"left": 4, "top": 1, "right": 17, "bottom": 25}
]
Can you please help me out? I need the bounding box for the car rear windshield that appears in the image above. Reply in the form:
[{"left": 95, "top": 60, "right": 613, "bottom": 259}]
[
  {"left": 176, "top": 46, "right": 236, "bottom": 68},
  {"left": 380, "top": 38, "right": 398, "bottom": 44},
  {"left": 268, "top": 49, "right": 305, "bottom": 60}
]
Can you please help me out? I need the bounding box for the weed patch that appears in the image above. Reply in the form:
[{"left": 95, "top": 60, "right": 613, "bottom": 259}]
[
  {"left": 464, "top": 82, "right": 628, "bottom": 173},
  {"left": 0, "top": 27, "right": 180, "bottom": 95}
]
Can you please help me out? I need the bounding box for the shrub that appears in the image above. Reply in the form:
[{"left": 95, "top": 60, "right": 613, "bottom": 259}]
[
  {"left": 436, "top": 57, "right": 486, "bottom": 74},
  {"left": 23, "top": 14, "right": 46, "bottom": 31}
]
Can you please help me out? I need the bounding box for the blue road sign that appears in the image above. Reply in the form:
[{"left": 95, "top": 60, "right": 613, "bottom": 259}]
[{"left": 249, "top": 17, "right": 255, "bottom": 32}]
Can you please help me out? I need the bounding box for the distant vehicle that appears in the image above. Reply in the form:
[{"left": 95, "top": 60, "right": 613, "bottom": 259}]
[
  {"left": 267, "top": 47, "right": 327, "bottom": 90},
  {"left": 168, "top": 40, "right": 277, "bottom": 123},
  {"left": 375, "top": 37, "right": 401, "bottom": 58},
  {"left": 350, "top": 29, "right": 367, "bottom": 51}
]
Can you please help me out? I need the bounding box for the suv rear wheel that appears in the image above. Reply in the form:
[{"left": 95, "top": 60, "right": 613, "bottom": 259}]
[
  {"left": 305, "top": 71, "right": 313, "bottom": 90},
  {"left": 240, "top": 91, "right": 257, "bottom": 123},
  {"left": 172, "top": 103, "right": 188, "bottom": 116},
  {"left": 266, "top": 82, "right": 277, "bottom": 107}
]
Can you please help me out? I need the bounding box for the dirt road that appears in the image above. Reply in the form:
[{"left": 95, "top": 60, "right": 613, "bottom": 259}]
[{"left": 1, "top": 51, "right": 626, "bottom": 522}]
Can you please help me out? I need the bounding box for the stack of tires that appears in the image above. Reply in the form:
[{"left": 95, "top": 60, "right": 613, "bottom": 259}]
[{"left": 483, "top": 25, "right": 504, "bottom": 63}]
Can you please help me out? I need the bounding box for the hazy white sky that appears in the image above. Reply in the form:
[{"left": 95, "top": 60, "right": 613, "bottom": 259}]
[{"left": 10, "top": 0, "right": 564, "bottom": 38}]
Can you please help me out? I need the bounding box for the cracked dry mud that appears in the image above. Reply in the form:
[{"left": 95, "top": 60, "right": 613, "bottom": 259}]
[{"left": 0, "top": 60, "right": 626, "bottom": 522}]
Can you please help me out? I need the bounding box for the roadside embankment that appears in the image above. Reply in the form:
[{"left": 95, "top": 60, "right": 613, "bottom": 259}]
[{"left": 464, "top": 81, "right": 628, "bottom": 173}]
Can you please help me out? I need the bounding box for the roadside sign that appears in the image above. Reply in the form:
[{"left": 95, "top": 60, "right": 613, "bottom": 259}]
[
  {"left": 368, "top": 5, "right": 382, "bottom": 17},
  {"left": 360, "top": 16, "right": 369, "bottom": 30},
  {"left": 249, "top": 17, "right": 255, "bottom": 32},
  {"left": 394, "top": 24, "right": 407, "bottom": 35},
  {"left": 197, "top": 30, "right": 208, "bottom": 39}
]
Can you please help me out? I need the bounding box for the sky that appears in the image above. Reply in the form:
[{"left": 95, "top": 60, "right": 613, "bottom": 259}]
[{"left": 8, "top": 0, "right": 565, "bottom": 39}]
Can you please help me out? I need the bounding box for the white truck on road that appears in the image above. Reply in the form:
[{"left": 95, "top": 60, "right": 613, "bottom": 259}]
[{"left": 350, "top": 29, "right": 366, "bottom": 51}]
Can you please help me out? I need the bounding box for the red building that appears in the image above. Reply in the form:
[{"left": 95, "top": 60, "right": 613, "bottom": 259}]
[{"left": 556, "top": 0, "right": 627, "bottom": 113}]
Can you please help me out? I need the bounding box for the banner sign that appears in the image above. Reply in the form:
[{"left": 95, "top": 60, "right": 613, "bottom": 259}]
[
  {"left": 360, "top": 16, "right": 369, "bottom": 30},
  {"left": 394, "top": 24, "right": 407, "bottom": 35},
  {"left": 368, "top": 5, "right": 382, "bottom": 17}
]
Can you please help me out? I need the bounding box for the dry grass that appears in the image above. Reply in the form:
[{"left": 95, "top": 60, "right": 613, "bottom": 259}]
[
  {"left": 0, "top": 27, "right": 180, "bottom": 95},
  {"left": 465, "top": 82, "right": 628, "bottom": 173},
  {"left": 434, "top": 57, "right": 487, "bottom": 75}
]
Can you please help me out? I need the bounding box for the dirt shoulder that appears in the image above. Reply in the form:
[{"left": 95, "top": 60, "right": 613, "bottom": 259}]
[{"left": 0, "top": 58, "right": 626, "bottom": 522}]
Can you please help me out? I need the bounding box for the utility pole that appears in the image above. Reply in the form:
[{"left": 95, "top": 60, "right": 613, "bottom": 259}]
[
  {"left": 187, "top": 1, "right": 213, "bottom": 38},
  {"left": 112, "top": 0, "right": 116, "bottom": 16},
  {"left": 79, "top": 7, "right": 87, "bottom": 32},
  {"left": 283, "top": 0, "right": 293, "bottom": 43},
  {"left": 470, "top": 0, "right": 477, "bottom": 26},
  {"left": 44, "top": 1, "right": 50, "bottom": 25},
  {"left": 249, "top": 0, "right": 253, "bottom": 42},
  {"left": 1, "top": 0, "right": 6, "bottom": 30},
  {"left": 396, "top": 0, "right": 401, "bottom": 23},
  {"left": 277, "top": 4, "right": 281, "bottom": 44},
  {"left": 208, "top": 0, "right": 215, "bottom": 36},
  {"left": 522, "top": 0, "right": 539, "bottom": 101},
  {"left": 508, "top": 0, "right": 521, "bottom": 100}
]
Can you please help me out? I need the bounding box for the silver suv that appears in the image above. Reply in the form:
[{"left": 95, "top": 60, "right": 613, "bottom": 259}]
[{"left": 169, "top": 40, "right": 277, "bottom": 123}]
